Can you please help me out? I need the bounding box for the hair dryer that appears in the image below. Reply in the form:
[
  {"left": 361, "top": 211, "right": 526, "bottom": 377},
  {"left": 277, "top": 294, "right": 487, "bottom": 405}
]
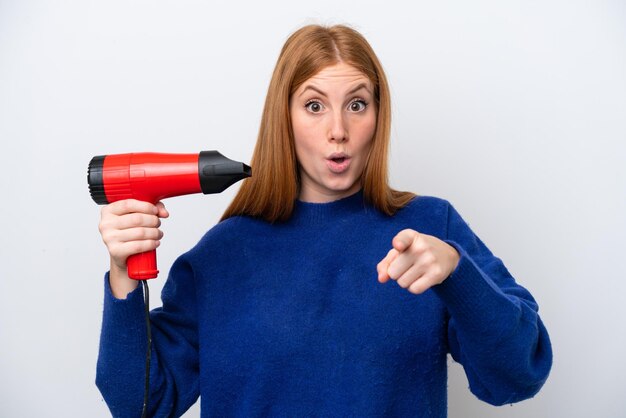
[{"left": 88, "top": 151, "right": 251, "bottom": 280}]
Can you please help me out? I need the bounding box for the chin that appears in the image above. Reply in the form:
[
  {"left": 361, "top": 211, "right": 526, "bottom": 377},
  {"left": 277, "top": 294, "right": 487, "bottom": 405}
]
[{"left": 325, "top": 180, "right": 360, "bottom": 195}]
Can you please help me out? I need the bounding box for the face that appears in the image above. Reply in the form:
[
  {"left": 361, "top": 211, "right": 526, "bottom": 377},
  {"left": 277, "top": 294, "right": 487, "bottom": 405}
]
[{"left": 290, "top": 62, "right": 377, "bottom": 203}]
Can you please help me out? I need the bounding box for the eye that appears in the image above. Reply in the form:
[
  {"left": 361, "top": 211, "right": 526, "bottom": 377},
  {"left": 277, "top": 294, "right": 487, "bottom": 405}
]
[
  {"left": 348, "top": 99, "right": 367, "bottom": 112},
  {"left": 305, "top": 100, "right": 324, "bottom": 113}
]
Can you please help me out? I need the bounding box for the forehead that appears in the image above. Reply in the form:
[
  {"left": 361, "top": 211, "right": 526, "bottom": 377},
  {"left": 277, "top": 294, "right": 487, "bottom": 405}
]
[{"left": 298, "top": 62, "right": 372, "bottom": 91}]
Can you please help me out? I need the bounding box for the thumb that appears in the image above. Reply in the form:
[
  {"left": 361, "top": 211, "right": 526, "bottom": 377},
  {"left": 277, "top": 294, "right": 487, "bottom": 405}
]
[
  {"left": 156, "top": 201, "right": 170, "bottom": 218},
  {"left": 392, "top": 229, "right": 418, "bottom": 253}
]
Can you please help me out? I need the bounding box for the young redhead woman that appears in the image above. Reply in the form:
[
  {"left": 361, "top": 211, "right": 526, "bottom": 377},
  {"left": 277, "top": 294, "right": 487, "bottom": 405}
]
[{"left": 96, "top": 25, "right": 552, "bottom": 417}]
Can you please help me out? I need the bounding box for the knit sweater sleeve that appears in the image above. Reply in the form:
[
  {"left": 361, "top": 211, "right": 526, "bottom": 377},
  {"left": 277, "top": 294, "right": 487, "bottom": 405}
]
[
  {"left": 432, "top": 201, "right": 552, "bottom": 406},
  {"left": 96, "top": 255, "right": 199, "bottom": 418}
]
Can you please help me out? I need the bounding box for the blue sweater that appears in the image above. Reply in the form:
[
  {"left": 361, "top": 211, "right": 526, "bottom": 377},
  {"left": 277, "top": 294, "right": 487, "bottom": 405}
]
[{"left": 96, "top": 192, "right": 552, "bottom": 417}]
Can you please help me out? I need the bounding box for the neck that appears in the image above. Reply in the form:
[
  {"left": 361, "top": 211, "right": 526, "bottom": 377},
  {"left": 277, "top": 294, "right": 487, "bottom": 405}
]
[{"left": 297, "top": 184, "right": 362, "bottom": 204}]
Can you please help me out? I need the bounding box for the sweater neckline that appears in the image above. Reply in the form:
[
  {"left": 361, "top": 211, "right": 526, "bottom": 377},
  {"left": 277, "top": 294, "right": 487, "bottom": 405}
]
[{"left": 292, "top": 190, "right": 367, "bottom": 223}]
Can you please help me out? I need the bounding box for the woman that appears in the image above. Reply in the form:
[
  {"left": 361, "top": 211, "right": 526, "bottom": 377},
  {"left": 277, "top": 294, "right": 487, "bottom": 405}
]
[{"left": 96, "top": 24, "right": 552, "bottom": 417}]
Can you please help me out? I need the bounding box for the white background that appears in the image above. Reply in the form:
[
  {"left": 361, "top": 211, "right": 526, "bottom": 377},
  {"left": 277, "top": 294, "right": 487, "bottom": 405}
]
[{"left": 1, "top": 1, "right": 624, "bottom": 417}]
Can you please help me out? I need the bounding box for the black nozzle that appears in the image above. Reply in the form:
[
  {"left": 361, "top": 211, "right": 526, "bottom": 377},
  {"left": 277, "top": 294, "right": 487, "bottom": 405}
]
[
  {"left": 198, "top": 151, "right": 251, "bottom": 194},
  {"left": 88, "top": 155, "right": 109, "bottom": 204}
]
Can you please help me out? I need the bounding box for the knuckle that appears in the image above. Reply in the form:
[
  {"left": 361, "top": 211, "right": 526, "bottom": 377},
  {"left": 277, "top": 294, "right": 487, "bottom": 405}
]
[
  {"left": 414, "top": 238, "right": 427, "bottom": 253},
  {"left": 422, "top": 252, "right": 436, "bottom": 266},
  {"left": 99, "top": 216, "right": 114, "bottom": 230},
  {"left": 100, "top": 230, "right": 111, "bottom": 243},
  {"left": 130, "top": 213, "right": 144, "bottom": 226},
  {"left": 120, "top": 199, "right": 132, "bottom": 212},
  {"left": 101, "top": 228, "right": 119, "bottom": 243},
  {"left": 108, "top": 245, "right": 123, "bottom": 258},
  {"left": 139, "top": 227, "right": 156, "bottom": 241},
  {"left": 151, "top": 228, "right": 162, "bottom": 240},
  {"left": 101, "top": 203, "right": 115, "bottom": 215},
  {"left": 409, "top": 284, "right": 422, "bottom": 295},
  {"left": 99, "top": 211, "right": 112, "bottom": 227},
  {"left": 136, "top": 228, "right": 148, "bottom": 240},
  {"left": 408, "top": 239, "right": 424, "bottom": 254},
  {"left": 432, "top": 265, "right": 443, "bottom": 278},
  {"left": 397, "top": 277, "right": 410, "bottom": 289},
  {"left": 131, "top": 241, "right": 146, "bottom": 255},
  {"left": 406, "top": 229, "right": 419, "bottom": 242}
]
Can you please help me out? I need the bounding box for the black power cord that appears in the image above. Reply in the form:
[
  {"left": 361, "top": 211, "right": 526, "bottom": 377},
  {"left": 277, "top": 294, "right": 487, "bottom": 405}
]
[{"left": 141, "top": 280, "right": 152, "bottom": 418}]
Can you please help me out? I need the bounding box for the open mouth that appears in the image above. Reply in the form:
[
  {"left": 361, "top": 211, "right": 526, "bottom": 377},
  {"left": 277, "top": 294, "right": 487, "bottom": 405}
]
[{"left": 327, "top": 154, "right": 351, "bottom": 173}]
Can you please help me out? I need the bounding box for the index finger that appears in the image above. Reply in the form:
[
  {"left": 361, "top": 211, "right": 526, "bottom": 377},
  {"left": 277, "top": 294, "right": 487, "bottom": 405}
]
[{"left": 377, "top": 248, "right": 399, "bottom": 283}]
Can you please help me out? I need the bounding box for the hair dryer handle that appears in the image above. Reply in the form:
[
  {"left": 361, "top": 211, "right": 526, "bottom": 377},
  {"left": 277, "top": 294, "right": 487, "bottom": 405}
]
[{"left": 127, "top": 250, "right": 159, "bottom": 280}]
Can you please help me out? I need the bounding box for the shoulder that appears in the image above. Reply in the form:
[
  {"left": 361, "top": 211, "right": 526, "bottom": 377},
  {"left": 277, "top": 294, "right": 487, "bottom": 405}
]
[
  {"left": 185, "top": 215, "right": 268, "bottom": 258},
  {"left": 375, "top": 194, "right": 457, "bottom": 238},
  {"left": 203, "top": 215, "right": 266, "bottom": 243},
  {"left": 396, "top": 194, "right": 453, "bottom": 220}
]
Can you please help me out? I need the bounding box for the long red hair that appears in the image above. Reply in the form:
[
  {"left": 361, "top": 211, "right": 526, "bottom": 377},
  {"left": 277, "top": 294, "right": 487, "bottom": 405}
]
[{"left": 221, "top": 24, "right": 414, "bottom": 223}]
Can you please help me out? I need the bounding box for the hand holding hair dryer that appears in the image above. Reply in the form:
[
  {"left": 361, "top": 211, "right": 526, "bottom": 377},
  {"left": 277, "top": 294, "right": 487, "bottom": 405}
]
[{"left": 88, "top": 151, "right": 251, "bottom": 280}]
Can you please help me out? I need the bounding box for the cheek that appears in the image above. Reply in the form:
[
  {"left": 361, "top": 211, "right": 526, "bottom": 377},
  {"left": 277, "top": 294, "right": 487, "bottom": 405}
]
[
  {"left": 292, "top": 113, "right": 322, "bottom": 156},
  {"left": 351, "top": 115, "right": 377, "bottom": 152},
  {"left": 291, "top": 112, "right": 308, "bottom": 156},
  {"left": 292, "top": 132, "right": 316, "bottom": 172},
  {"left": 292, "top": 125, "right": 314, "bottom": 156}
]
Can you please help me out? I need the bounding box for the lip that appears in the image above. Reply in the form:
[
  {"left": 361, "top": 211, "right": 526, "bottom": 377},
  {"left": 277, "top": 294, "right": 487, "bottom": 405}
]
[{"left": 326, "top": 152, "right": 351, "bottom": 174}]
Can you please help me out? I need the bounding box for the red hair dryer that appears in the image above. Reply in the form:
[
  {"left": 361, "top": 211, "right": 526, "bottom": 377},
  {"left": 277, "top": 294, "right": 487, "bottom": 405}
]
[{"left": 88, "top": 151, "right": 251, "bottom": 280}]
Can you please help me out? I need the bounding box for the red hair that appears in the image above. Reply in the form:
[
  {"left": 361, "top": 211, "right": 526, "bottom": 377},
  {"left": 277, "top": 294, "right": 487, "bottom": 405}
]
[{"left": 221, "top": 24, "right": 414, "bottom": 222}]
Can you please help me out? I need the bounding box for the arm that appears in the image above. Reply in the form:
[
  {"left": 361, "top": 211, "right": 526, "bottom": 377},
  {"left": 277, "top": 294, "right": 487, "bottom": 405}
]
[
  {"left": 433, "top": 202, "right": 552, "bottom": 405},
  {"left": 96, "top": 256, "right": 200, "bottom": 417},
  {"left": 95, "top": 199, "right": 199, "bottom": 417}
]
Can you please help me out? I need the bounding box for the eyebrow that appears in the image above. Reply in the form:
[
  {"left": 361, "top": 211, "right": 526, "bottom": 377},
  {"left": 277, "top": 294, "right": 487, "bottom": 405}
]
[{"left": 298, "top": 82, "right": 372, "bottom": 98}]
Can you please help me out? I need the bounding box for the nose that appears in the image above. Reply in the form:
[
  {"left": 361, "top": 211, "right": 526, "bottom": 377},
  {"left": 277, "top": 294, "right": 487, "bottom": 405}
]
[{"left": 328, "top": 110, "right": 347, "bottom": 143}]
